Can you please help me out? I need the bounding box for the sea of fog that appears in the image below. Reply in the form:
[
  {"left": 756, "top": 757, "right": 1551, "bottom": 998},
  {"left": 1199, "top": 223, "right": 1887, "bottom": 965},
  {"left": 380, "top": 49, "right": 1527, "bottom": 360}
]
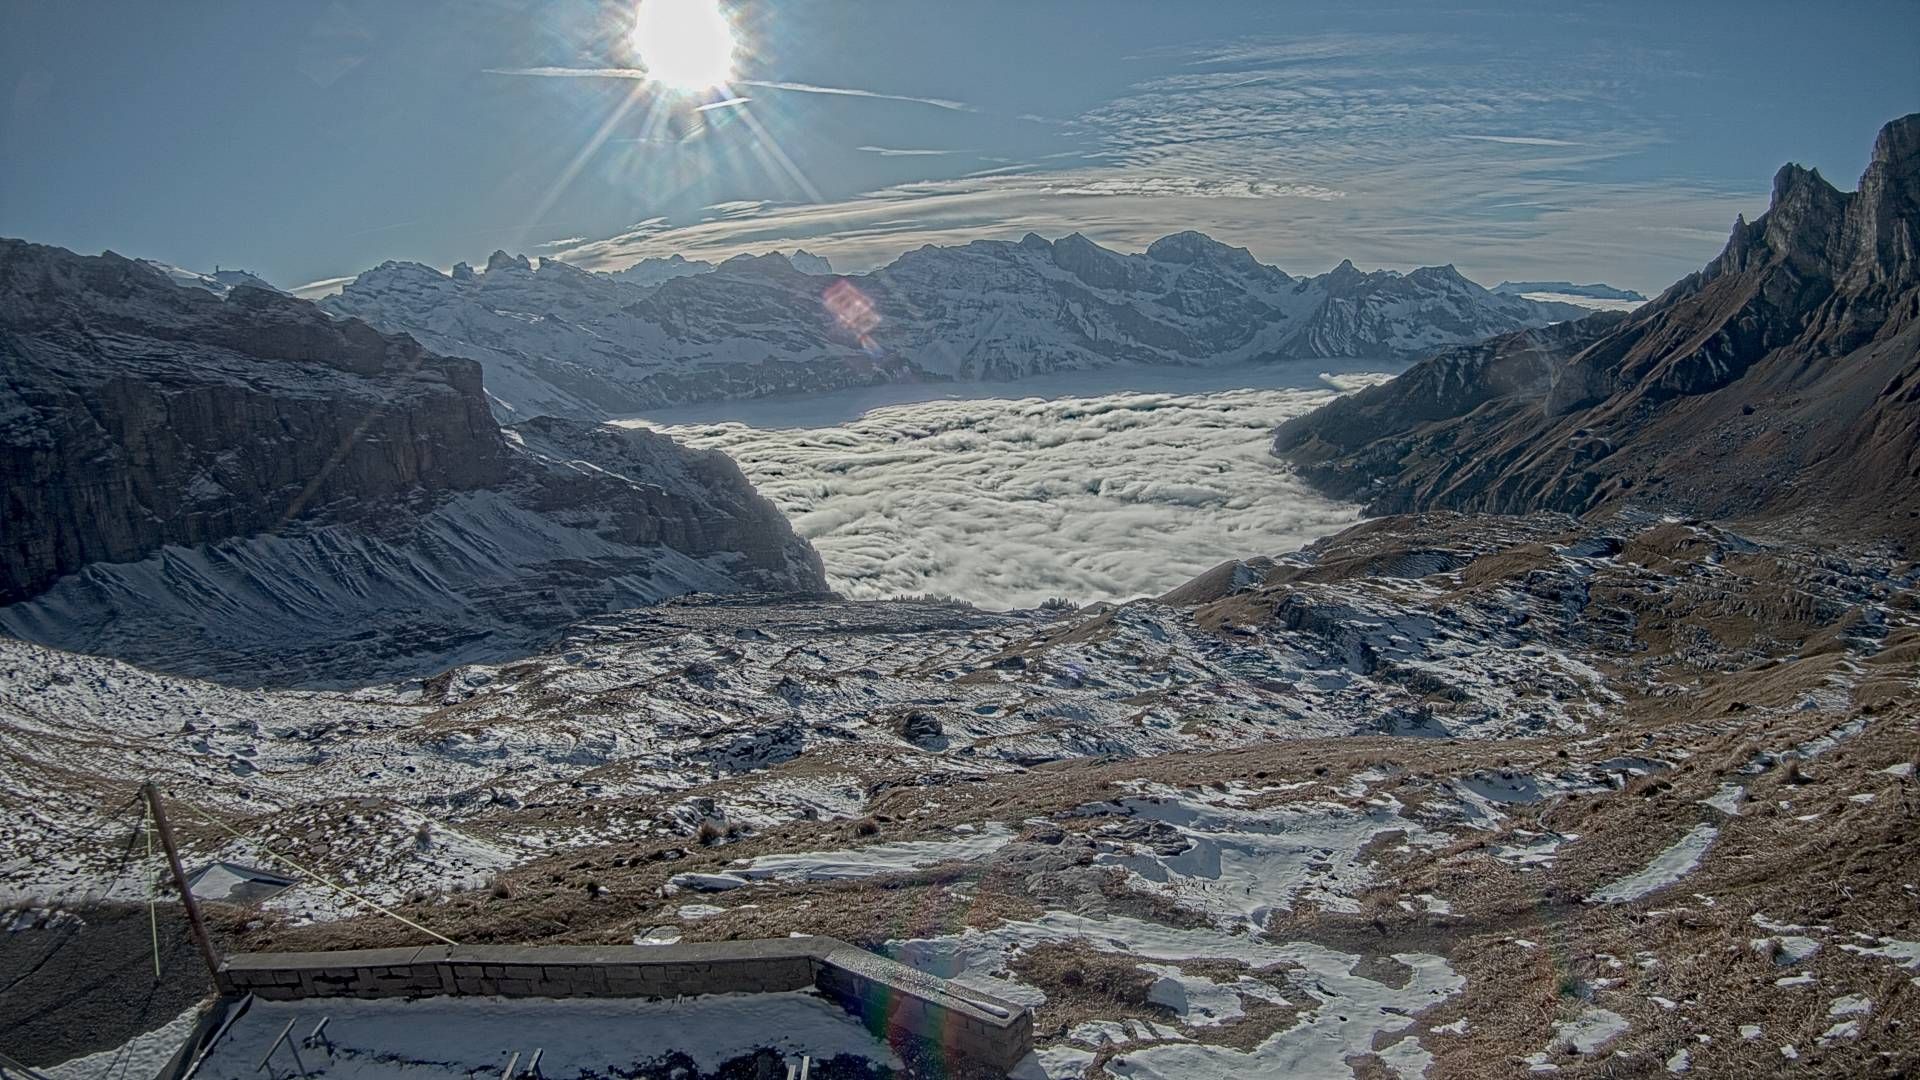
[{"left": 620, "top": 362, "right": 1402, "bottom": 610}]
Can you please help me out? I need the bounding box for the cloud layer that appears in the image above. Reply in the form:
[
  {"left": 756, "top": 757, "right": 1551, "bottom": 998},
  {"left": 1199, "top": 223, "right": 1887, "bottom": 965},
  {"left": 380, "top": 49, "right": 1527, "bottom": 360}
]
[
  {"left": 550, "top": 30, "right": 1767, "bottom": 295},
  {"left": 636, "top": 373, "right": 1390, "bottom": 609}
]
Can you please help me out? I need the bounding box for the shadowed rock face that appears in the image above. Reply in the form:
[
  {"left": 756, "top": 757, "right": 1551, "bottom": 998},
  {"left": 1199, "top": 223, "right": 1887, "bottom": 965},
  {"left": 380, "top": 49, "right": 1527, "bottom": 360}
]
[
  {"left": 0, "top": 241, "right": 825, "bottom": 685},
  {"left": 0, "top": 240, "right": 509, "bottom": 604},
  {"left": 1273, "top": 113, "right": 1920, "bottom": 545}
]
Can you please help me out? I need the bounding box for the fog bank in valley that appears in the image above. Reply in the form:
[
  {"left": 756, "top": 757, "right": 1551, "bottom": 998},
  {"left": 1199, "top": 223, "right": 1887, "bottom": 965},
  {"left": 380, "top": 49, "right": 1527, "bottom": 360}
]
[{"left": 632, "top": 371, "right": 1389, "bottom": 609}]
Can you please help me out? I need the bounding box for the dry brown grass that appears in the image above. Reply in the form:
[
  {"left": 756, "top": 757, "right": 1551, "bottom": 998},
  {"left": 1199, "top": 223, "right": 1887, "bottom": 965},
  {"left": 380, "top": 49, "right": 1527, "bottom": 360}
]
[{"left": 189, "top": 545, "right": 1919, "bottom": 1078}]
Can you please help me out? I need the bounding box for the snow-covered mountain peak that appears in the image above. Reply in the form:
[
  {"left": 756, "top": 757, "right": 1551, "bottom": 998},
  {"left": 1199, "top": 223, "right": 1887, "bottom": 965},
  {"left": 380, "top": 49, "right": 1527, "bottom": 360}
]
[
  {"left": 783, "top": 249, "right": 835, "bottom": 274},
  {"left": 1143, "top": 229, "right": 1268, "bottom": 273},
  {"left": 319, "top": 229, "right": 1588, "bottom": 417},
  {"left": 485, "top": 249, "right": 533, "bottom": 274},
  {"left": 714, "top": 250, "right": 813, "bottom": 277},
  {"left": 607, "top": 249, "right": 832, "bottom": 288},
  {"left": 353, "top": 258, "right": 455, "bottom": 288},
  {"left": 135, "top": 258, "right": 283, "bottom": 298},
  {"left": 1407, "top": 263, "right": 1471, "bottom": 285},
  {"left": 609, "top": 252, "right": 716, "bottom": 287}
]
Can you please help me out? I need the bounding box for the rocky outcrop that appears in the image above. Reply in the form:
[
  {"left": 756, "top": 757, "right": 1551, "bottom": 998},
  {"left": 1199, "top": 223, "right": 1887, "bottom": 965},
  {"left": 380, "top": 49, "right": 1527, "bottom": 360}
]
[
  {"left": 0, "top": 241, "right": 507, "bottom": 603},
  {"left": 1273, "top": 114, "right": 1920, "bottom": 544},
  {"left": 0, "top": 240, "right": 826, "bottom": 684},
  {"left": 506, "top": 416, "right": 823, "bottom": 593},
  {"left": 1271, "top": 313, "right": 1629, "bottom": 502},
  {"left": 322, "top": 230, "right": 1586, "bottom": 419}
]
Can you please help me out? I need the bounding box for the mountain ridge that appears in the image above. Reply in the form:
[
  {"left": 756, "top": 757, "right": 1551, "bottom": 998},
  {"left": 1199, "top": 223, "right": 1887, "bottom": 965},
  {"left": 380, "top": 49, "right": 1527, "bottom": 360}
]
[
  {"left": 0, "top": 239, "right": 825, "bottom": 685},
  {"left": 1272, "top": 113, "right": 1920, "bottom": 546},
  {"left": 321, "top": 229, "right": 1588, "bottom": 419}
]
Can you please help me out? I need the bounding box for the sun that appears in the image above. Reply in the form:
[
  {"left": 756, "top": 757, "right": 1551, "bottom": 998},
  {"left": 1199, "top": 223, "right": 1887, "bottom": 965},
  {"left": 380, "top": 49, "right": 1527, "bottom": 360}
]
[{"left": 628, "top": 0, "right": 738, "bottom": 92}]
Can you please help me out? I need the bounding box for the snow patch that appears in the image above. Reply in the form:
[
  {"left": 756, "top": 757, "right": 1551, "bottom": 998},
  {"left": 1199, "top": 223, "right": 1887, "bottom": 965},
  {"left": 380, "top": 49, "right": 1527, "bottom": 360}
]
[
  {"left": 1699, "top": 784, "right": 1745, "bottom": 816},
  {"left": 737, "top": 823, "right": 1012, "bottom": 882},
  {"left": 892, "top": 910, "right": 1462, "bottom": 1080},
  {"left": 1590, "top": 825, "right": 1717, "bottom": 903},
  {"left": 1087, "top": 794, "right": 1440, "bottom": 928},
  {"left": 42, "top": 1001, "right": 205, "bottom": 1080},
  {"left": 1521, "top": 1008, "right": 1629, "bottom": 1072}
]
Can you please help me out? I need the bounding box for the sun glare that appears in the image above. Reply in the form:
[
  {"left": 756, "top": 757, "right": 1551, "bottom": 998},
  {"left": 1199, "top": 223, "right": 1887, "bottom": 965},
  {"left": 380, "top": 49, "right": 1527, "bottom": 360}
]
[{"left": 629, "top": 0, "right": 737, "bottom": 92}]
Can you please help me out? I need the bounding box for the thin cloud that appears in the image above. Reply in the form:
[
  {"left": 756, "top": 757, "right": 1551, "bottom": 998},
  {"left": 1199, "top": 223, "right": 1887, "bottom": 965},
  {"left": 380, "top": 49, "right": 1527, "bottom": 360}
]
[
  {"left": 736, "top": 80, "right": 973, "bottom": 112},
  {"left": 1040, "top": 176, "right": 1345, "bottom": 200},
  {"left": 537, "top": 235, "right": 589, "bottom": 248},
  {"left": 696, "top": 96, "right": 751, "bottom": 112},
  {"left": 1456, "top": 134, "right": 1584, "bottom": 147},
  {"left": 702, "top": 200, "right": 773, "bottom": 220},
  {"left": 857, "top": 145, "right": 960, "bottom": 157},
  {"left": 485, "top": 67, "right": 972, "bottom": 111},
  {"left": 289, "top": 275, "right": 355, "bottom": 298},
  {"left": 487, "top": 66, "right": 651, "bottom": 79},
  {"left": 550, "top": 30, "right": 1767, "bottom": 294}
]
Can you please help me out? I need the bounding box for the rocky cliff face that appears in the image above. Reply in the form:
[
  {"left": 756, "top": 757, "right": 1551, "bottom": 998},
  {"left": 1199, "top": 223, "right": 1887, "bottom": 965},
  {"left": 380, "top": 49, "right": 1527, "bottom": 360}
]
[
  {"left": 322, "top": 231, "right": 1586, "bottom": 419},
  {"left": 1273, "top": 114, "right": 1920, "bottom": 544},
  {"left": 0, "top": 241, "right": 826, "bottom": 685},
  {"left": 0, "top": 241, "right": 508, "bottom": 604}
]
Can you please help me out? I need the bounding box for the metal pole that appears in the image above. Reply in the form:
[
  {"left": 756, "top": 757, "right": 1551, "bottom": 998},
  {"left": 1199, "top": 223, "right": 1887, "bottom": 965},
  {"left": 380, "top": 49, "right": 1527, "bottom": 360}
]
[
  {"left": 147, "top": 821, "right": 163, "bottom": 981},
  {"left": 143, "top": 781, "right": 223, "bottom": 986},
  {"left": 254, "top": 1018, "right": 298, "bottom": 1074}
]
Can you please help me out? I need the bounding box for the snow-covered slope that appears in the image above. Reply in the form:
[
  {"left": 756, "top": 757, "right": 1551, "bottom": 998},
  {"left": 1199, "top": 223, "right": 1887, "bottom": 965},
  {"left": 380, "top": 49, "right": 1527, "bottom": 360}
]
[
  {"left": 136, "top": 258, "right": 284, "bottom": 296},
  {"left": 0, "top": 239, "right": 826, "bottom": 686},
  {"left": 322, "top": 232, "right": 1586, "bottom": 418}
]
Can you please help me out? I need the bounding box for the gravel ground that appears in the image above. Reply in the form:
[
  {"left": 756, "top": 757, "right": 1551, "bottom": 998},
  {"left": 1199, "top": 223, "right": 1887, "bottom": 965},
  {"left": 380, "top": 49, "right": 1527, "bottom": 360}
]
[{"left": 1, "top": 901, "right": 214, "bottom": 1068}]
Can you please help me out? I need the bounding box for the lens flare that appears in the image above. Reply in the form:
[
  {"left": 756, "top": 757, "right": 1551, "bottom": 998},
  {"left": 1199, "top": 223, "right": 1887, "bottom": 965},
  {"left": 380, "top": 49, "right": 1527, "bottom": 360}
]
[
  {"left": 629, "top": 0, "right": 737, "bottom": 92},
  {"left": 822, "top": 279, "right": 882, "bottom": 353}
]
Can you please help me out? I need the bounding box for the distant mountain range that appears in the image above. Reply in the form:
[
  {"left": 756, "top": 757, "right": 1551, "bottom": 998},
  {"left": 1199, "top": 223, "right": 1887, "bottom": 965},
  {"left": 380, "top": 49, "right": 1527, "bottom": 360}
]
[
  {"left": 604, "top": 248, "right": 834, "bottom": 287},
  {"left": 1275, "top": 113, "right": 1920, "bottom": 544},
  {"left": 1491, "top": 280, "right": 1646, "bottom": 301},
  {"left": 0, "top": 240, "right": 825, "bottom": 685},
  {"left": 317, "top": 232, "right": 1591, "bottom": 419}
]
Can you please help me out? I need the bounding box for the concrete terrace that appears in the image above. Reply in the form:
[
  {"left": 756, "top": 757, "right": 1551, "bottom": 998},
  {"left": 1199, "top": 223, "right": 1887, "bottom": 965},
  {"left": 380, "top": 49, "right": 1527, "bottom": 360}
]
[{"left": 162, "top": 936, "right": 1032, "bottom": 1077}]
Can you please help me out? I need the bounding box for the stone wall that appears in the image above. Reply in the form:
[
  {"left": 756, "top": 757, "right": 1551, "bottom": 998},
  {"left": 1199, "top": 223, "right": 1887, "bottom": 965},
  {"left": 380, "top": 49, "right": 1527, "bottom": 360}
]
[{"left": 215, "top": 936, "right": 1032, "bottom": 1073}]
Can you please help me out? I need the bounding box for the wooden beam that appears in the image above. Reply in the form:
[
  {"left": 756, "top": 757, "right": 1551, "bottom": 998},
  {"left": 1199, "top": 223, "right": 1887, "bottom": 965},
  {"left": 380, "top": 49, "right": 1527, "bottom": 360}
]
[{"left": 143, "top": 782, "right": 223, "bottom": 986}]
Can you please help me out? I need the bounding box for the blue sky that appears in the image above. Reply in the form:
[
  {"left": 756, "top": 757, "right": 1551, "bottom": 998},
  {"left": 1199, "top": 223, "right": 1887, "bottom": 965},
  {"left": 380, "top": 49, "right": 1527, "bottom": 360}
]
[{"left": 3, "top": 1, "right": 1914, "bottom": 296}]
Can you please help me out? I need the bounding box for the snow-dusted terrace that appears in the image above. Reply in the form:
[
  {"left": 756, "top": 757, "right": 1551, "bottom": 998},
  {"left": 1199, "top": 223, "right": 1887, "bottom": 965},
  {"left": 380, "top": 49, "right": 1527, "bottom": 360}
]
[
  {"left": 182, "top": 992, "right": 898, "bottom": 1080},
  {"left": 182, "top": 937, "right": 1032, "bottom": 1076}
]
